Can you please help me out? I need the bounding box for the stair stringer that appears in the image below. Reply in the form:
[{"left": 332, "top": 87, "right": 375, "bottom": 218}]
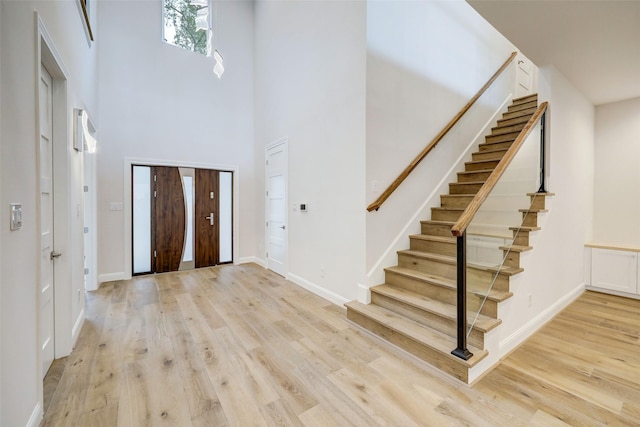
[{"left": 363, "top": 93, "right": 514, "bottom": 302}]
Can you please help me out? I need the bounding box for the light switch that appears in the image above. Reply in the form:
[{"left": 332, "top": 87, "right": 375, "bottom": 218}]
[{"left": 10, "top": 203, "right": 22, "bottom": 230}]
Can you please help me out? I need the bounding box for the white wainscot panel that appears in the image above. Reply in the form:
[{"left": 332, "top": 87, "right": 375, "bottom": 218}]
[{"left": 591, "top": 248, "right": 638, "bottom": 294}]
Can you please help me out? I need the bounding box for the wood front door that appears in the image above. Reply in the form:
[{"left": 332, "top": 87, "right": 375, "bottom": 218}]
[
  {"left": 153, "top": 166, "right": 185, "bottom": 273},
  {"left": 195, "top": 169, "right": 219, "bottom": 268},
  {"left": 133, "top": 166, "right": 233, "bottom": 275}
]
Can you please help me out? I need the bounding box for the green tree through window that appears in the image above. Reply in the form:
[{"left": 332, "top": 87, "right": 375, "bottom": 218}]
[{"left": 163, "top": 0, "right": 209, "bottom": 55}]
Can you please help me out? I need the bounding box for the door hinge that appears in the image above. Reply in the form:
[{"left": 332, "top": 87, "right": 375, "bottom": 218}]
[
  {"left": 154, "top": 190, "right": 157, "bottom": 198},
  {"left": 84, "top": 185, "right": 89, "bottom": 192},
  {"left": 154, "top": 174, "right": 157, "bottom": 182},
  {"left": 266, "top": 221, "right": 269, "bottom": 227},
  {"left": 154, "top": 250, "right": 157, "bottom": 258},
  {"left": 84, "top": 268, "right": 89, "bottom": 275},
  {"left": 266, "top": 190, "right": 269, "bottom": 196},
  {"left": 266, "top": 252, "right": 269, "bottom": 258},
  {"left": 84, "top": 227, "right": 89, "bottom": 234},
  {"left": 266, "top": 160, "right": 269, "bottom": 166}
]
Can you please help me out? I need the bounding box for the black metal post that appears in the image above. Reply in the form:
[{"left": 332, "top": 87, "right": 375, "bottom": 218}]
[
  {"left": 452, "top": 231, "right": 473, "bottom": 361},
  {"left": 538, "top": 111, "right": 547, "bottom": 193}
]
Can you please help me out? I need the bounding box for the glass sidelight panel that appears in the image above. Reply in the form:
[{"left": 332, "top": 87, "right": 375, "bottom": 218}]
[
  {"left": 179, "top": 168, "right": 195, "bottom": 270},
  {"left": 133, "top": 166, "right": 151, "bottom": 274},
  {"left": 182, "top": 176, "right": 194, "bottom": 262},
  {"left": 219, "top": 171, "right": 233, "bottom": 263}
]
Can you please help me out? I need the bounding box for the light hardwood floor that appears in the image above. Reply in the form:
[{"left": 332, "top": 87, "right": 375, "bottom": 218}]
[{"left": 42, "top": 264, "right": 640, "bottom": 426}]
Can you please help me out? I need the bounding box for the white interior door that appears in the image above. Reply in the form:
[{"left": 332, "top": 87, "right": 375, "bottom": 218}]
[
  {"left": 40, "top": 64, "right": 55, "bottom": 377},
  {"left": 266, "top": 141, "right": 288, "bottom": 276}
]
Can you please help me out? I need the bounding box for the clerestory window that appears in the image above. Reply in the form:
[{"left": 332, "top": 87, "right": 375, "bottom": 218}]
[{"left": 163, "top": 0, "right": 210, "bottom": 56}]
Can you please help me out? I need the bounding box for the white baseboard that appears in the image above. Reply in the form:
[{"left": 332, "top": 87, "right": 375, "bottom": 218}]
[
  {"left": 71, "top": 308, "right": 85, "bottom": 347},
  {"left": 287, "top": 273, "right": 350, "bottom": 307},
  {"left": 499, "top": 282, "right": 585, "bottom": 354},
  {"left": 27, "top": 402, "right": 42, "bottom": 427},
  {"left": 98, "top": 272, "right": 127, "bottom": 284},
  {"left": 586, "top": 286, "right": 640, "bottom": 301},
  {"left": 237, "top": 256, "right": 266, "bottom": 268}
]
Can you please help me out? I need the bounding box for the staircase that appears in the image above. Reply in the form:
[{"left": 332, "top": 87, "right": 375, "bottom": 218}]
[{"left": 347, "top": 94, "right": 553, "bottom": 383}]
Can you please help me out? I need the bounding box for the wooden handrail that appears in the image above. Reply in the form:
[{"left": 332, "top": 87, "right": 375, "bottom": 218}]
[
  {"left": 367, "top": 51, "right": 518, "bottom": 212},
  {"left": 450, "top": 102, "right": 549, "bottom": 237}
]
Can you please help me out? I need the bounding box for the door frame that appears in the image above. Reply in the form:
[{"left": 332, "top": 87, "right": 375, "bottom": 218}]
[
  {"left": 265, "top": 138, "right": 289, "bottom": 277},
  {"left": 83, "top": 144, "right": 98, "bottom": 291},
  {"left": 123, "top": 157, "right": 240, "bottom": 280},
  {"left": 36, "top": 14, "right": 73, "bottom": 399}
]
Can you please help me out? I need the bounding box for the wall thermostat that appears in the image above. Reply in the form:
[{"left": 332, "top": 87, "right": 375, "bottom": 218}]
[{"left": 10, "top": 203, "right": 22, "bottom": 230}]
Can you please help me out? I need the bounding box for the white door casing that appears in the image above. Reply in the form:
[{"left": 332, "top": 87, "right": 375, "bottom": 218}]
[
  {"left": 266, "top": 141, "right": 288, "bottom": 276},
  {"left": 39, "top": 64, "right": 55, "bottom": 378}
]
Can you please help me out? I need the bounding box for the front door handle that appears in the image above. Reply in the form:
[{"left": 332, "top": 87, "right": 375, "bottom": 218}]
[
  {"left": 205, "top": 213, "right": 214, "bottom": 226},
  {"left": 50, "top": 251, "right": 62, "bottom": 260}
]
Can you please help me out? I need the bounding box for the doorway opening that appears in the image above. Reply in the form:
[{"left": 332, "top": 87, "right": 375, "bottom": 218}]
[{"left": 131, "top": 165, "right": 233, "bottom": 275}]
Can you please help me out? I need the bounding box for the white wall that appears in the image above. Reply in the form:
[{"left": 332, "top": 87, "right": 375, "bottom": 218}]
[
  {"left": 593, "top": 96, "right": 640, "bottom": 246},
  {"left": 1, "top": 1, "right": 97, "bottom": 425},
  {"left": 97, "top": 0, "right": 256, "bottom": 280},
  {"left": 365, "top": 0, "right": 517, "bottom": 285},
  {"left": 472, "top": 65, "right": 595, "bottom": 380},
  {"left": 254, "top": 1, "right": 367, "bottom": 303},
  {"left": 0, "top": 2, "right": 3, "bottom": 422}
]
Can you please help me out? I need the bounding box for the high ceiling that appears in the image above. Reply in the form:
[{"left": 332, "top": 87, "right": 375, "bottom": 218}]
[{"left": 467, "top": 0, "right": 640, "bottom": 106}]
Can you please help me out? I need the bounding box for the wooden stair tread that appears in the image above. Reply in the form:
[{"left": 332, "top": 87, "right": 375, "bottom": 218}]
[
  {"left": 512, "top": 94, "right": 538, "bottom": 103},
  {"left": 527, "top": 192, "right": 555, "bottom": 197},
  {"left": 420, "top": 219, "right": 454, "bottom": 226},
  {"left": 465, "top": 159, "right": 500, "bottom": 166},
  {"left": 509, "top": 225, "right": 541, "bottom": 232},
  {"left": 345, "top": 301, "right": 487, "bottom": 368},
  {"left": 497, "top": 115, "right": 533, "bottom": 126},
  {"left": 457, "top": 169, "right": 495, "bottom": 176},
  {"left": 499, "top": 244, "right": 532, "bottom": 252},
  {"left": 432, "top": 207, "right": 466, "bottom": 212},
  {"left": 440, "top": 195, "right": 475, "bottom": 201},
  {"left": 508, "top": 101, "right": 537, "bottom": 112},
  {"left": 502, "top": 107, "right": 537, "bottom": 119},
  {"left": 491, "top": 123, "right": 527, "bottom": 136},
  {"left": 450, "top": 181, "right": 485, "bottom": 186},
  {"left": 409, "top": 234, "right": 456, "bottom": 244},
  {"left": 397, "top": 250, "right": 523, "bottom": 276},
  {"left": 372, "top": 284, "right": 502, "bottom": 333},
  {"left": 474, "top": 147, "right": 508, "bottom": 155},
  {"left": 519, "top": 208, "right": 549, "bottom": 213},
  {"left": 479, "top": 140, "right": 513, "bottom": 149},
  {"left": 385, "top": 266, "right": 513, "bottom": 303}
]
